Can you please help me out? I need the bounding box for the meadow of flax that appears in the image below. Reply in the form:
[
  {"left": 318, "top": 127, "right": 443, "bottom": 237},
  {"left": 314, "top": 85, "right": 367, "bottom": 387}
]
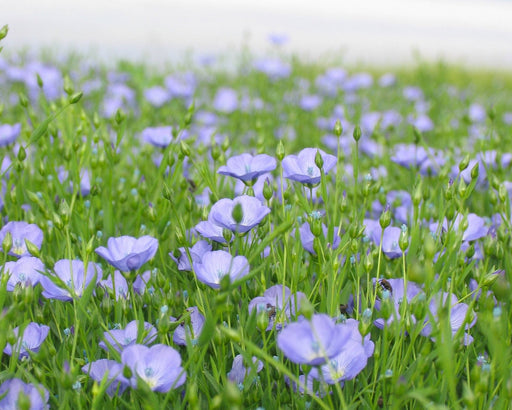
[{"left": 0, "top": 24, "right": 512, "bottom": 409}]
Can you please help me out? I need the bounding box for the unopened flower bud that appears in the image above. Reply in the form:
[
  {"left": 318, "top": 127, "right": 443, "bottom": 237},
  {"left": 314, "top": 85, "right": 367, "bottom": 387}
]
[
  {"left": 0, "top": 25, "right": 8, "bottom": 41},
  {"left": 69, "top": 92, "right": 83, "bottom": 105},
  {"left": 334, "top": 120, "right": 343, "bottom": 137},
  {"left": 221, "top": 137, "right": 230, "bottom": 152},
  {"left": 470, "top": 163, "right": 479, "bottom": 180},
  {"left": 379, "top": 205, "right": 391, "bottom": 229},
  {"left": 180, "top": 140, "right": 191, "bottom": 157},
  {"left": 353, "top": 125, "right": 361, "bottom": 142},
  {"left": 459, "top": 154, "right": 470, "bottom": 172},
  {"left": 231, "top": 203, "right": 244, "bottom": 224},
  {"left": 256, "top": 309, "right": 269, "bottom": 332},
  {"left": 314, "top": 150, "right": 324, "bottom": 170},
  {"left": 458, "top": 178, "right": 467, "bottom": 198},
  {"left": 276, "top": 140, "right": 285, "bottom": 161},
  {"left": 114, "top": 108, "right": 125, "bottom": 124},
  {"left": 19, "top": 93, "right": 28, "bottom": 108},
  {"left": 25, "top": 239, "right": 40, "bottom": 257},
  {"left": 2, "top": 231, "right": 12, "bottom": 254},
  {"left": 263, "top": 179, "right": 273, "bottom": 201},
  {"left": 399, "top": 225, "right": 409, "bottom": 252},
  {"left": 299, "top": 298, "right": 315, "bottom": 320}
]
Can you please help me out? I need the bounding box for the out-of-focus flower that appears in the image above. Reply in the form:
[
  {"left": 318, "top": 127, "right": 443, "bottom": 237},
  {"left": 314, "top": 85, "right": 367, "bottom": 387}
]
[
  {"left": 0, "top": 378, "right": 49, "bottom": 409},
  {"left": 121, "top": 344, "right": 186, "bottom": 392},
  {"left": 95, "top": 235, "right": 158, "bottom": 272},
  {"left": 254, "top": 58, "right": 291, "bottom": 80},
  {"left": 99, "top": 320, "right": 157, "bottom": 353},
  {"left": 82, "top": 359, "right": 128, "bottom": 397},
  {"left": 213, "top": 87, "right": 238, "bottom": 113},
  {"left": 277, "top": 314, "right": 351, "bottom": 365},
  {"left": 4, "top": 322, "right": 50, "bottom": 359},
  {"left": 192, "top": 250, "right": 249, "bottom": 289},
  {"left": 171, "top": 306, "right": 205, "bottom": 346},
  {"left": 40, "top": 259, "right": 102, "bottom": 301},
  {"left": 0, "top": 123, "right": 21, "bottom": 146},
  {"left": 227, "top": 354, "right": 264, "bottom": 385},
  {"left": 0, "top": 221, "right": 43, "bottom": 258},
  {"left": 143, "top": 86, "right": 170, "bottom": 107},
  {"left": 217, "top": 153, "right": 276, "bottom": 183},
  {"left": 141, "top": 126, "right": 173, "bottom": 148},
  {"left": 249, "top": 284, "right": 307, "bottom": 331},
  {"left": 309, "top": 318, "right": 374, "bottom": 384}
]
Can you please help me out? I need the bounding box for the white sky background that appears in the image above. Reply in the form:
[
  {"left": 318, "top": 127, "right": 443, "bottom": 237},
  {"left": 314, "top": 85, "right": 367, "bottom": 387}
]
[{"left": 2, "top": 0, "right": 512, "bottom": 68}]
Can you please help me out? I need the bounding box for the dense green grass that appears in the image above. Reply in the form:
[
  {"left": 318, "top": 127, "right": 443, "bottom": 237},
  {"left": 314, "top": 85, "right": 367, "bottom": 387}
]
[{"left": 1, "top": 25, "right": 512, "bottom": 408}]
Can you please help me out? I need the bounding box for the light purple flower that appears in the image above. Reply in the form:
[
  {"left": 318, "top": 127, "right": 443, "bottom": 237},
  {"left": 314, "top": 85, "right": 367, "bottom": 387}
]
[
  {"left": 213, "top": 87, "right": 238, "bottom": 113},
  {"left": 373, "top": 278, "right": 423, "bottom": 329},
  {"left": 192, "top": 250, "right": 249, "bottom": 289},
  {"left": 0, "top": 378, "right": 49, "bottom": 410},
  {"left": 143, "top": 86, "right": 170, "bottom": 107},
  {"left": 0, "top": 221, "right": 43, "bottom": 258},
  {"left": 249, "top": 284, "right": 307, "bottom": 331},
  {"left": 40, "top": 259, "right": 102, "bottom": 301},
  {"left": 99, "top": 270, "right": 129, "bottom": 300},
  {"left": 277, "top": 314, "right": 352, "bottom": 365},
  {"left": 0, "top": 123, "right": 21, "bottom": 146},
  {"left": 170, "top": 240, "right": 212, "bottom": 271},
  {"left": 254, "top": 58, "right": 291, "bottom": 80},
  {"left": 95, "top": 235, "right": 158, "bottom": 272},
  {"left": 217, "top": 153, "right": 276, "bottom": 182},
  {"left": 99, "top": 320, "right": 157, "bottom": 353},
  {"left": 299, "top": 221, "right": 341, "bottom": 255},
  {"left": 300, "top": 95, "right": 322, "bottom": 111},
  {"left": 209, "top": 195, "right": 270, "bottom": 233},
  {"left": 171, "top": 306, "right": 205, "bottom": 346},
  {"left": 141, "top": 126, "right": 173, "bottom": 148},
  {"left": 420, "top": 291, "right": 477, "bottom": 345},
  {"left": 82, "top": 359, "right": 128, "bottom": 397},
  {"left": 309, "top": 319, "right": 374, "bottom": 384},
  {"left": 133, "top": 270, "right": 153, "bottom": 295},
  {"left": 227, "top": 354, "right": 264, "bottom": 385},
  {"left": 363, "top": 220, "right": 406, "bottom": 259},
  {"left": 282, "top": 148, "right": 337, "bottom": 185},
  {"left": 2, "top": 256, "right": 45, "bottom": 291},
  {"left": 121, "top": 344, "right": 186, "bottom": 392},
  {"left": 4, "top": 322, "right": 50, "bottom": 359},
  {"left": 195, "top": 216, "right": 229, "bottom": 244}
]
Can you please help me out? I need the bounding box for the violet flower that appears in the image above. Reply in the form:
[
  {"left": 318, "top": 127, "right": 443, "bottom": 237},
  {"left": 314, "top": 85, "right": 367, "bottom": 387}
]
[
  {"left": 0, "top": 221, "right": 43, "bottom": 258},
  {"left": 282, "top": 148, "right": 337, "bottom": 185},
  {"left": 248, "top": 284, "right": 307, "bottom": 330},
  {"left": 141, "top": 126, "right": 173, "bottom": 148},
  {"left": 40, "top": 259, "right": 102, "bottom": 301},
  {"left": 217, "top": 153, "right": 276, "bottom": 183},
  {"left": 227, "top": 354, "right": 264, "bottom": 385},
  {"left": 170, "top": 240, "right": 213, "bottom": 272},
  {"left": 121, "top": 344, "right": 186, "bottom": 392},
  {"left": 309, "top": 318, "right": 374, "bottom": 384},
  {"left": 2, "top": 256, "right": 45, "bottom": 291},
  {"left": 420, "top": 291, "right": 477, "bottom": 345},
  {"left": 99, "top": 320, "right": 157, "bottom": 353},
  {"left": 143, "top": 86, "right": 170, "bottom": 108},
  {"left": 99, "top": 270, "right": 129, "bottom": 300},
  {"left": 171, "top": 306, "right": 205, "bottom": 346},
  {"left": 95, "top": 235, "right": 158, "bottom": 272},
  {"left": 82, "top": 359, "right": 128, "bottom": 397},
  {"left": 192, "top": 250, "right": 249, "bottom": 289},
  {"left": 4, "top": 322, "right": 50, "bottom": 359},
  {"left": 0, "top": 123, "right": 21, "bottom": 146},
  {"left": 195, "top": 216, "right": 229, "bottom": 244},
  {"left": 299, "top": 221, "right": 341, "bottom": 255},
  {"left": 209, "top": 195, "right": 270, "bottom": 234},
  {"left": 0, "top": 378, "right": 49, "bottom": 409},
  {"left": 213, "top": 87, "right": 238, "bottom": 113},
  {"left": 277, "top": 314, "right": 351, "bottom": 366},
  {"left": 373, "top": 278, "right": 423, "bottom": 329}
]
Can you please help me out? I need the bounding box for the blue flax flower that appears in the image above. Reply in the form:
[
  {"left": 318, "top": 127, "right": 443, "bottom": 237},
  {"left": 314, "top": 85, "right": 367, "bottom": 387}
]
[
  {"left": 121, "top": 344, "right": 186, "bottom": 392},
  {"left": 209, "top": 195, "right": 270, "bottom": 234},
  {"left": 3, "top": 256, "right": 45, "bottom": 291},
  {"left": 95, "top": 235, "right": 158, "bottom": 272},
  {"left": 99, "top": 320, "right": 157, "bottom": 353},
  {"left": 218, "top": 153, "right": 276, "bottom": 183},
  {"left": 0, "top": 221, "right": 43, "bottom": 258},
  {"left": 0, "top": 378, "right": 49, "bottom": 409},
  {"left": 4, "top": 322, "right": 50, "bottom": 359},
  {"left": 171, "top": 306, "right": 205, "bottom": 346},
  {"left": 282, "top": 148, "right": 336, "bottom": 185},
  {"left": 82, "top": 359, "right": 128, "bottom": 397},
  {"left": 277, "top": 314, "right": 351, "bottom": 366},
  {"left": 193, "top": 250, "right": 249, "bottom": 289}
]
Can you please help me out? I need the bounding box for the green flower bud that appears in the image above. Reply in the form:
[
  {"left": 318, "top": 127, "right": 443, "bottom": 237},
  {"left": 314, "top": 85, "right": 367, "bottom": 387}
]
[
  {"left": 63, "top": 75, "right": 74, "bottom": 95},
  {"left": 314, "top": 150, "right": 324, "bottom": 169},
  {"left": 25, "top": 239, "right": 40, "bottom": 257},
  {"left": 459, "top": 154, "right": 470, "bottom": 172},
  {"left": 69, "top": 92, "right": 83, "bottom": 104},
  {"left": 399, "top": 226, "right": 409, "bottom": 252},
  {"left": 0, "top": 25, "right": 8, "bottom": 41},
  {"left": 263, "top": 179, "right": 273, "bottom": 201},
  {"left": 412, "top": 181, "right": 422, "bottom": 207},
  {"left": 310, "top": 219, "right": 323, "bottom": 237},
  {"left": 256, "top": 309, "right": 270, "bottom": 332},
  {"left": 334, "top": 120, "right": 343, "bottom": 137},
  {"left": 231, "top": 203, "right": 244, "bottom": 224},
  {"left": 36, "top": 73, "right": 44, "bottom": 89},
  {"left": 498, "top": 184, "right": 507, "bottom": 203},
  {"left": 211, "top": 145, "right": 221, "bottom": 161},
  {"left": 458, "top": 178, "right": 467, "bottom": 198},
  {"left": 276, "top": 140, "right": 285, "bottom": 161},
  {"left": 180, "top": 140, "right": 191, "bottom": 157},
  {"left": 353, "top": 125, "right": 361, "bottom": 142},
  {"left": 299, "top": 298, "right": 315, "bottom": 320},
  {"left": 221, "top": 137, "right": 230, "bottom": 152},
  {"left": 114, "top": 108, "right": 125, "bottom": 124},
  {"left": 470, "top": 163, "right": 479, "bottom": 180},
  {"left": 19, "top": 93, "right": 28, "bottom": 108},
  {"left": 17, "top": 145, "right": 27, "bottom": 162},
  {"left": 2, "top": 231, "right": 12, "bottom": 254},
  {"left": 379, "top": 205, "right": 391, "bottom": 229}
]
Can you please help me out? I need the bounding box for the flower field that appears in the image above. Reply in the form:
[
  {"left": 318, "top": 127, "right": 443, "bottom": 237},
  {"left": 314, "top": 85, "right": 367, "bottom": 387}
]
[{"left": 1, "top": 24, "right": 512, "bottom": 408}]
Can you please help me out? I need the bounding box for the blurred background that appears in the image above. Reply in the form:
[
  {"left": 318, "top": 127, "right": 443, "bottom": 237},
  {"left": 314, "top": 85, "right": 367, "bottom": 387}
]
[{"left": 2, "top": 0, "right": 512, "bottom": 68}]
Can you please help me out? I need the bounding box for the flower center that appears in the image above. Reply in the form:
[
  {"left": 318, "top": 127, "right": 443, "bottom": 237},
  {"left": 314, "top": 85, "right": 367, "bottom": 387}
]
[{"left": 307, "top": 166, "right": 314, "bottom": 176}]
